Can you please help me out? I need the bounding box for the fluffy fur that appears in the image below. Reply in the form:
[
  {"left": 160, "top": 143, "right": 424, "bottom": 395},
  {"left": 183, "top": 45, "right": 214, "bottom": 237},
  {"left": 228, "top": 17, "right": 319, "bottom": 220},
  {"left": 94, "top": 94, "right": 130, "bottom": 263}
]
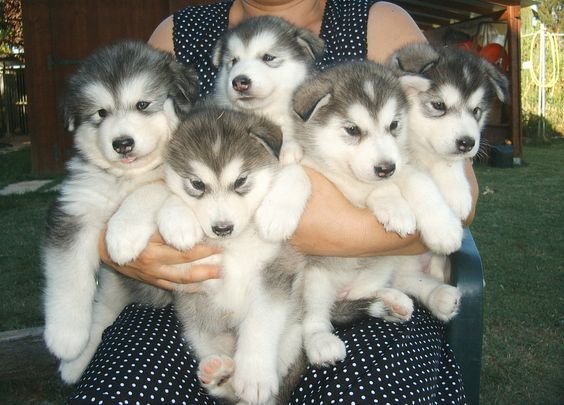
[
  {"left": 212, "top": 16, "right": 324, "bottom": 164},
  {"left": 291, "top": 61, "right": 463, "bottom": 366},
  {"left": 388, "top": 42, "right": 509, "bottom": 220},
  {"left": 42, "top": 40, "right": 199, "bottom": 379}
]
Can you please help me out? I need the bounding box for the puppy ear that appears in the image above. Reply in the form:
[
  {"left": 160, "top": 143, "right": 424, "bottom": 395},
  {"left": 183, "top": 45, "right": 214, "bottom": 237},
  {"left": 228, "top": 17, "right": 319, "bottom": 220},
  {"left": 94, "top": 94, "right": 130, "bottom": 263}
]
[
  {"left": 389, "top": 43, "right": 439, "bottom": 75},
  {"left": 399, "top": 75, "right": 432, "bottom": 96},
  {"left": 248, "top": 117, "right": 283, "bottom": 159},
  {"left": 481, "top": 59, "right": 509, "bottom": 103},
  {"left": 169, "top": 61, "right": 200, "bottom": 119},
  {"left": 211, "top": 39, "right": 224, "bottom": 67},
  {"left": 295, "top": 27, "right": 325, "bottom": 61},
  {"left": 293, "top": 77, "right": 332, "bottom": 121}
]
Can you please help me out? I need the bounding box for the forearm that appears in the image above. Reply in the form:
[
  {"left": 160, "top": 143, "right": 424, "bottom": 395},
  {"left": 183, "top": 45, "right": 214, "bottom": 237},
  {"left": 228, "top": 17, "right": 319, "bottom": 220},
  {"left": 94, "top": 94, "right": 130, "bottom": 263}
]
[{"left": 290, "top": 168, "right": 427, "bottom": 257}]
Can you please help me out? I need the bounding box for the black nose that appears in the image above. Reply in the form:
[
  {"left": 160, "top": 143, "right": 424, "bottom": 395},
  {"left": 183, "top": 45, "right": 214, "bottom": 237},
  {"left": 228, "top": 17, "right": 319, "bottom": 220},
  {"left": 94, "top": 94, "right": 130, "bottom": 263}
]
[
  {"left": 212, "top": 222, "right": 234, "bottom": 237},
  {"left": 112, "top": 137, "right": 135, "bottom": 155},
  {"left": 456, "top": 136, "right": 476, "bottom": 153},
  {"left": 374, "top": 162, "right": 396, "bottom": 178},
  {"left": 232, "top": 75, "right": 251, "bottom": 92}
]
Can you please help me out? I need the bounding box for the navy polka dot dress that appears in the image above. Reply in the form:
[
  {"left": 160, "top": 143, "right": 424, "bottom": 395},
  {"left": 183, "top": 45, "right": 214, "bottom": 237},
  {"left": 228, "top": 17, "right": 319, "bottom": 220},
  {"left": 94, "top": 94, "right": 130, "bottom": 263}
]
[{"left": 69, "top": 1, "right": 466, "bottom": 403}]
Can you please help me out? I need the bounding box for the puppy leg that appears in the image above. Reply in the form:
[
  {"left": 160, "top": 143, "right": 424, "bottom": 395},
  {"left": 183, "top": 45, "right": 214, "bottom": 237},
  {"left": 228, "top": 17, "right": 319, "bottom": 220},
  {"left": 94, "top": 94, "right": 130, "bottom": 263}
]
[
  {"left": 366, "top": 181, "right": 417, "bottom": 237},
  {"left": 431, "top": 161, "right": 472, "bottom": 220},
  {"left": 59, "top": 268, "right": 131, "bottom": 383},
  {"left": 157, "top": 194, "right": 203, "bottom": 250},
  {"left": 43, "top": 222, "right": 101, "bottom": 361},
  {"left": 106, "top": 182, "right": 170, "bottom": 265},
  {"left": 255, "top": 163, "right": 311, "bottom": 241},
  {"left": 303, "top": 267, "right": 346, "bottom": 366}
]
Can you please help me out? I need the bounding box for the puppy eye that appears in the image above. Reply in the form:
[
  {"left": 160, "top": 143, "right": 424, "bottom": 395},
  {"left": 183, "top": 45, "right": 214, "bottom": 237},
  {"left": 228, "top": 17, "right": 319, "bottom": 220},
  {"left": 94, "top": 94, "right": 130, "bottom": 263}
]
[
  {"left": 97, "top": 109, "right": 108, "bottom": 118},
  {"left": 389, "top": 120, "right": 399, "bottom": 134},
  {"left": 230, "top": 57, "right": 239, "bottom": 66},
  {"left": 473, "top": 107, "right": 482, "bottom": 119},
  {"left": 262, "top": 54, "right": 276, "bottom": 62},
  {"left": 431, "top": 101, "right": 446, "bottom": 112},
  {"left": 136, "top": 101, "right": 150, "bottom": 111},
  {"left": 234, "top": 176, "right": 247, "bottom": 191},
  {"left": 344, "top": 125, "right": 361, "bottom": 137},
  {"left": 190, "top": 179, "right": 205, "bottom": 192}
]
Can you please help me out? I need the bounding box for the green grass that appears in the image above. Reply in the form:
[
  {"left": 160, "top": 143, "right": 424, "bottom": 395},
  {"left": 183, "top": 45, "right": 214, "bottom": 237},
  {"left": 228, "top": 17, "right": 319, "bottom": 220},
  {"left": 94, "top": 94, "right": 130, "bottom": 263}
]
[
  {"left": 472, "top": 142, "right": 564, "bottom": 404},
  {"left": 0, "top": 143, "right": 562, "bottom": 403}
]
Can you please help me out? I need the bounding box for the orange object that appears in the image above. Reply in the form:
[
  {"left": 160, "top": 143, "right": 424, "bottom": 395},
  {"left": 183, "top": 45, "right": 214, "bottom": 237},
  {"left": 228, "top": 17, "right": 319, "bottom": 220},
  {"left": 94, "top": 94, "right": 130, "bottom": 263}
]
[{"left": 479, "top": 43, "right": 509, "bottom": 72}]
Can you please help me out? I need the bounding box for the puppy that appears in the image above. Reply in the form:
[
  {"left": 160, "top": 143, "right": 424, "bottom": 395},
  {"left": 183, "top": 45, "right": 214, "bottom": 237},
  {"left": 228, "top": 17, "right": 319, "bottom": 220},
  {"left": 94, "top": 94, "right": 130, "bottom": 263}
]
[
  {"left": 212, "top": 15, "right": 324, "bottom": 164},
  {"left": 42, "top": 40, "right": 199, "bottom": 377}
]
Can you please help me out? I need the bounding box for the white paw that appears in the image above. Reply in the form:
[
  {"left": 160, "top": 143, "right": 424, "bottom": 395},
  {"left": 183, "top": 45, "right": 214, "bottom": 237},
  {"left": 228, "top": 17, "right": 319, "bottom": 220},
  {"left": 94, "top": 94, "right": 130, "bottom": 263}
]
[
  {"left": 232, "top": 354, "right": 279, "bottom": 404},
  {"left": 305, "top": 332, "right": 347, "bottom": 366},
  {"left": 445, "top": 190, "right": 472, "bottom": 220},
  {"left": 255, "top": 165, "right": 310, "bottom": 241},
  {"left": 157, "top": 202, "right": 202, "bottom": 250},
  {"left": 427, "top": 285, "right": 461, "bottom": 322},
  {"left": 59, "top": 354, "right": 91, "bottom": 384},
  {"left": 279, "top": 140, "right": 303, "bottom": 165},
  {"left": 198, "top": 355, "right": 235, "bottom": 389},
  {"left": 368, "top": 196, "right": 417, "bottom": 237},
  {"left": 44, "top": 324, "right": 89, "bottom": 362},
  {"left": 374, "top": 289, "right": 414, "bottom": 322},
  {"left": 106, "top": 219, "right": 154, "bottom": 265},
  {"left": 419, "top": 211, "right": 463, "bottom": 254}
]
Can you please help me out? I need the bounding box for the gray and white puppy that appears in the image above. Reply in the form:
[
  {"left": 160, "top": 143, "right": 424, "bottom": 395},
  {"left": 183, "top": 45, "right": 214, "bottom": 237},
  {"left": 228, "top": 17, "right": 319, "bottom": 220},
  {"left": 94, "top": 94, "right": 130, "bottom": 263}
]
[
  {"left": 42, "top": 40, "right": 199, "bottom": 380},
  {"left": 292, "top": 61, "right": 462, "bottom": 366},
  {"left": 388, "top": 42, "right": 509, "bottom": 220},
  {"left": 212, "top": 16, "right": 324, "bottom": 164}
]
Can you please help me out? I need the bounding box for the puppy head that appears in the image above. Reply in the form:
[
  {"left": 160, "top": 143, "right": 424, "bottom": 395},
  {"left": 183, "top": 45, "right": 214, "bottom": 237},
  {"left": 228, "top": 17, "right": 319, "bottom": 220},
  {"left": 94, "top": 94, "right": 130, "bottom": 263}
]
[
  {"left": 212, "top": 16, "right": 324, "bottom": 111},
  {"left": 62, "top": 40, "right": 199, "bottom": 176},
  {"left": 390, "top": 43, "right": 509, "bottom": 159},
  {"left": 165, "top": 107, "right": 283, "bottom": 239},
  {"left": 293, "top": 61, "right": 409, "bottom": 184}
]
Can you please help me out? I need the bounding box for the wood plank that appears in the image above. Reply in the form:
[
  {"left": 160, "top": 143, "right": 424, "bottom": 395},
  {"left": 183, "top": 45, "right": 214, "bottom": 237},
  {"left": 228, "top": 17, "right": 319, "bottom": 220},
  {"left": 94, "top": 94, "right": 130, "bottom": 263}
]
[{"left": 0, "top": 327, "right": 58, "bottom": 380}]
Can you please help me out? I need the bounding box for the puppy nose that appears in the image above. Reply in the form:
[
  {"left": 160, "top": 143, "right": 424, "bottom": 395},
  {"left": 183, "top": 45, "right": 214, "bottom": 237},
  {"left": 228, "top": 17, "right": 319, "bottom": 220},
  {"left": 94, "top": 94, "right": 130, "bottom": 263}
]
[
  {"left": 456, "top": 136, "right": 476, "bottom": 153},
  {"left": 374, "top": 162, "right": 396, "bottom": 178},
  {"left": 112, "top": 136, "right": 135, "bottom": 155},
  {"left": 232, "top": 75, "right": 251, "bottom": 92},
  {"left": 212, "top": 222, "right": 234, "bottom": 237}
]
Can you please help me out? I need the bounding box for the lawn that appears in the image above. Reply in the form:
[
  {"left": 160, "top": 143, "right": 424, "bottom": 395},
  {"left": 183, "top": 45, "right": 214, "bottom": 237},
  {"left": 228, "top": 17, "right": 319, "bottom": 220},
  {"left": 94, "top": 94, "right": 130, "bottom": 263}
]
[{"left": 0, "top": 142, "right": 562, "bottom": 404}]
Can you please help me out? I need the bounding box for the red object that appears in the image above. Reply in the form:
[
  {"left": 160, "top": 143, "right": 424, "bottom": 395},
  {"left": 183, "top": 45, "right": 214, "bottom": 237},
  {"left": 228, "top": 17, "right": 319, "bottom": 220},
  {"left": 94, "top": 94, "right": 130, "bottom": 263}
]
[{"left": 479, "top": 43, "right": 509, "bottom": 72}]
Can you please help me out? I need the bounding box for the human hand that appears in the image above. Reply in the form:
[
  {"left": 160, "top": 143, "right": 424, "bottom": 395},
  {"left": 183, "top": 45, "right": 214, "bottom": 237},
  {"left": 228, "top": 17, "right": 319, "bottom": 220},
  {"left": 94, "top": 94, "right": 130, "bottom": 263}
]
[{"left": 99, "top": 230, "right": 221, "bottom": 291}]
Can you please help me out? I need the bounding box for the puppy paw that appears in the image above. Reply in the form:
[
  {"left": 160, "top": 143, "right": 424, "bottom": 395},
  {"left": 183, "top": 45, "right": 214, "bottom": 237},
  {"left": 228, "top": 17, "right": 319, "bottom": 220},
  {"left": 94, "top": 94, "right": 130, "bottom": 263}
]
[
  {"left": 279, "top": 140, "right": 303, "bottom": 165},
  {"left": 419, "top": 212, "right": 463, "bottom": 254},
  {"left": 444, "top": 189, "right": 472, "bottom": 220},
  {"left": 255, "top": 164, "right": 310, "bottom": 241},
  {"left": 157, "top": 199, "right": 202, "bottom": 250},
  {"left": 368, "top": 196, "right": 416, "bottom": 237},
  {"left": 373, "top": 289, "right": 414, "bottom": 322},
  {"left": 106, "top": 218, "right": 154, "bottom": 265},
  {"left": 305, "top": 331, "right": 347, "bottom": 366},
  {"left": 232, "top": 355, "right": 279, "bottom": 405},
  {"left": 198, "top": 355, "right": 235, "bottom": 389},
  {"left": 59, "top": 355, "right": 91, "bottom": 384},
  {"left": 427, "top": 285, "right": 461, "bottom": 322},
  {"left": 44, "top": 324, "right": 89, "bottom": 362}
]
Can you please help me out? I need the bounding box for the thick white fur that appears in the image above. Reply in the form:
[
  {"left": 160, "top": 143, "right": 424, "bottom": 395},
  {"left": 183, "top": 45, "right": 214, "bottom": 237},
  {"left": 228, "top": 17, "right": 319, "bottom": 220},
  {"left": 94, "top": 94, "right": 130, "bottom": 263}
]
[
  {"left": 43, "top": 79, "right": 179, "bottom": 368},
  {"left": 296, "top": 90, "right": 462, "bottom": 366},
  {"left": 162, "top": 161, "right": 310, "bottom": 404},
  {"left": 214, "top": 31, "right": 310, "bottom": 164}
]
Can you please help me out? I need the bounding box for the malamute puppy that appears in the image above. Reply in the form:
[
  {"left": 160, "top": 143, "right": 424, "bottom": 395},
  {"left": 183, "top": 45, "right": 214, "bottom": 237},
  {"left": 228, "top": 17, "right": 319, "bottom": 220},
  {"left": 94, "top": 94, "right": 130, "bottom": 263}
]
[
  {"left": 388, "top": 43, "right": 509, "bottom": 220},
  {"left": 42, "top": 41, "right": 199, "bottom": 368},
  {"left": 292, "top": 61, "right": 462, "bottom": 366},
  {"left": 212, "top": 16, "right": 324, "bottom": 164}
]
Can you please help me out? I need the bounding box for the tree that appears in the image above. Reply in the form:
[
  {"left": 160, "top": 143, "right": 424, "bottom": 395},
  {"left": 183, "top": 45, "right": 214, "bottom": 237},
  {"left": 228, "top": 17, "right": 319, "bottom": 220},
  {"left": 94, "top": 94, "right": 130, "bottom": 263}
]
[
  {"left": 536, "top": 0, "right": 564, "bottom": 33},
  {"left": 0, "top": 0, "right": 23, "bottom": 55}
]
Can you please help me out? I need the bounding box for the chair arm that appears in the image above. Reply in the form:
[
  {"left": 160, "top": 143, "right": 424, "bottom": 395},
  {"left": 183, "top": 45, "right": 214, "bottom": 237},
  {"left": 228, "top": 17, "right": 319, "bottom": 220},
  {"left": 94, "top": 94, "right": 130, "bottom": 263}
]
[{"left": 447, "top": 228, "right": 485, "bottom": 405}]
